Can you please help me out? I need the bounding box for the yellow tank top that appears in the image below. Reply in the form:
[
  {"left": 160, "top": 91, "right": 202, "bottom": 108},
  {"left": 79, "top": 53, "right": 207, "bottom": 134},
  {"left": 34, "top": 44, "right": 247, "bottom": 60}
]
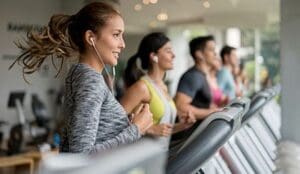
[{"left": 141, "top": 76, "right": 176, "bottom": 125}]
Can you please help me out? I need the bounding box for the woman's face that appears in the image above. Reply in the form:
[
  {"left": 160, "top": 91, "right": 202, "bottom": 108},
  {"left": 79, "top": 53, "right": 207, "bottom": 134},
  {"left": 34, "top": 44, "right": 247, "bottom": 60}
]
[
  {"left": 94, "top": 15, "right": 125, "bottom": 66},
  {"left": 156, "top": 41, "right": 175, "bottom": 70}
]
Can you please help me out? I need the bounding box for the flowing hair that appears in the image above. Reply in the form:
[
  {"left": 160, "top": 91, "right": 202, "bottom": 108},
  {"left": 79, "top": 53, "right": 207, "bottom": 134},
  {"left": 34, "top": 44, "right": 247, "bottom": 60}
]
[{"left": 9, "top": 2, "right": 120, "bottom": 82}]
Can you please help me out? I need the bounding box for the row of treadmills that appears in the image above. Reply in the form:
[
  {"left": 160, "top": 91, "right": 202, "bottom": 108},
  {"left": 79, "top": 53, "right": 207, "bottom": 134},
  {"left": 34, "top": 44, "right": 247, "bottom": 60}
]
[{"left": 39, "top": 85, "right": 282, "bottom": 174}]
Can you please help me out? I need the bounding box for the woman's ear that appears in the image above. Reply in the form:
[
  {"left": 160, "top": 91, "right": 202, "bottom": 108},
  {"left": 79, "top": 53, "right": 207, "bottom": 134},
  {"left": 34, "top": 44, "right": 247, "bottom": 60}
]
[
  {"left": 150, "top": 52, "right": 158, "bottom": 63},
  {"left": 84, "top": 30, "right": 95, "bottom": 46}
]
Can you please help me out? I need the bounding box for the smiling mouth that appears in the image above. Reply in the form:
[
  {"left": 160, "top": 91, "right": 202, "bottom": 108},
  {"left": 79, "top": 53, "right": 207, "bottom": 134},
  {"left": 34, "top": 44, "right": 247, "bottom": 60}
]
[{"left": 113, "top": 52, "right": 119, "bottom": 59}]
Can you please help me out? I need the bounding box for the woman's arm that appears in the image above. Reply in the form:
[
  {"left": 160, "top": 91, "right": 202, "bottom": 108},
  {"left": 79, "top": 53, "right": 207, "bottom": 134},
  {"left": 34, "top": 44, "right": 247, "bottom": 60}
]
[
  {"left": 68, "top": 72, "right": 142, "bottom": 154},
  {"left": 146, "top": 124, "right": 173, "bottom": 137},
  {"left": 120, "top": 80, "right": 150, "bottom": 114},
  {"left": 172, "top": 122, "right": 194, "bottom": 134}
]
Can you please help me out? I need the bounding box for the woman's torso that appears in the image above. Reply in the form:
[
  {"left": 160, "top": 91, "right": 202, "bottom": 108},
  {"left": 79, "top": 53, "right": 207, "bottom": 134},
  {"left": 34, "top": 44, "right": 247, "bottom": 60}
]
[
  {"left": 60, "top": 63, "right": 132, "bottom": 152},
  {"left": 141, "top": 75, "right": 177, "bottom": 150}
]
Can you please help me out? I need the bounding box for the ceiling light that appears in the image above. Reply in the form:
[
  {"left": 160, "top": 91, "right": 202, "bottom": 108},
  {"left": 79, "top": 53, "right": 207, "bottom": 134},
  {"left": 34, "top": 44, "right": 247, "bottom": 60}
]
[
  {"left": 150, "top": 0, "right": 158, "bottom": 4},
  {"left": 134, "top": 4, "right": 142, "bottom": 11},
  {"left": 157, "top": 12, "right": 168, "bottom": 21},
  {"left": 149, "top": 21, "right": 157, "bottom": 28},
  {"left": 143, "top": 0, "right": 150, "bottom": 5},
  {"left": 229, "top": 0, "right": 239, "bottom": 7},
  {"left": 203, "top": 1, "right": 210, "bottom": 8}
]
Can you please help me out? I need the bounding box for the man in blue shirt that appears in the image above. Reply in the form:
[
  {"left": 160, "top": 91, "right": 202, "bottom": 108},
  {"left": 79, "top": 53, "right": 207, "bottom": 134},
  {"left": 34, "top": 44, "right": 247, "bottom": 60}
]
[{"left": 217, "top": 45, "right": 238, "bottom": 100}]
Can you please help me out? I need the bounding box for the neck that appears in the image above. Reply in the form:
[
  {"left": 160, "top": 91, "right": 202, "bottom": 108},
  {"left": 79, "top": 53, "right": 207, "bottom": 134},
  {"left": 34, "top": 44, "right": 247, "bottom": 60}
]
[
  {"left": 195, "top": 61, "right": 209, "bottom": 74},
  {"left": 79, "top": 51, "right": 104, "bottom": 73},
  {"left": 224, "top": 63, "right": 232, "bottom": 71},
  {"left": 210, "top": 68, "right": 217, "bottom": 76},
  {"left": 147, "top": 67, "right": 165, "bottom": 83}
]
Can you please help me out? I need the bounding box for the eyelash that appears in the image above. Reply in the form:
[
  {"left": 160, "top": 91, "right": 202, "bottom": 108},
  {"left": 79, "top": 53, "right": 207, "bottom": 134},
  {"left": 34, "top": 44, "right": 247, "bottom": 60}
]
[{"left": 113, "top": 33, "right": 121, "bottom": 38}]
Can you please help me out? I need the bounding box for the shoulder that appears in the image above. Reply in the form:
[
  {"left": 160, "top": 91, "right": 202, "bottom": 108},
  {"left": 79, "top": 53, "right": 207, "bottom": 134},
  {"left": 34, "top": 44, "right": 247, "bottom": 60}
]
[
  {"left": 72, "top": 64, "right": 101, "bottom": 81},
  {"left": 68, "top": 64, "right": 106, "bottom": 92},
  {"left": 180, "top": 68, "right": 193, "bottom": 79},
  {"left": 181, "top": 67, "right": 204, "bottom": 82},
  {"left": 217, "top": 67, "right": 229, "bottom": 78},
  {"left": 127, "top": 79, "right": 151, "bottom": 102},
  {"left": 221, "top": 67, "right": 231, "bottom": 75},
  {"left": 72, "top": 64, "right": 101, "bottom": 78}
]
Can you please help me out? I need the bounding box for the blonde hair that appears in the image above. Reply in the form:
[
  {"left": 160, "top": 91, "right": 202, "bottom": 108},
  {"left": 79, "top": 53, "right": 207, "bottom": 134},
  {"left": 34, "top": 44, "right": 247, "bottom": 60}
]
[{"left": 9, "top": 2, "right": 120, "bottom": 82}]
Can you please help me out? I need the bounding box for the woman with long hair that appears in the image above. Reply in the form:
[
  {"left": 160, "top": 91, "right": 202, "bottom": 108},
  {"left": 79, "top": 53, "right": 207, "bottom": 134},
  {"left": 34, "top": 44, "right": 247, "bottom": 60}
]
[
  {"left": 10, "top": 2, "right": 153, "bottom": 154},
  {"left": 121, "top": 32, "right": 194, "bottom": 150}
]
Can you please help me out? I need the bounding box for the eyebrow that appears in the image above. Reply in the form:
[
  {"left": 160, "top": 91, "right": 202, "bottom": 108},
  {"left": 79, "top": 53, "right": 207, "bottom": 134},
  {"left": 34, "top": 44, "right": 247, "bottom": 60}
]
[{"left": 113, "top": 29, "right": 123, "bottom": 33}]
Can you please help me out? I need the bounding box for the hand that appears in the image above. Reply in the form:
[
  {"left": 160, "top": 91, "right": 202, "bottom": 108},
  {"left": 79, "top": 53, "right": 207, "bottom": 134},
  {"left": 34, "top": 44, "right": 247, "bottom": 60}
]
[
  {"left": 210, "top": 103, "right": 218, "bottom": 109},
  {"left": 146, "top": 123, "right": 173, "bottom": 137},
  {"left": 132, "top": 103, "right": 153, "bottom": 135},
  {"left": 172, "top": 122, "right": 195, "bottom": 133},
  {"left": 221, "top": 96, "right": 229, "bottom": 106},
  {"left": 178, "top": 110, "right": 196, "bottom": 124},
  {"left": 207, "top": 107, "right": 222, "bottom": 115}
]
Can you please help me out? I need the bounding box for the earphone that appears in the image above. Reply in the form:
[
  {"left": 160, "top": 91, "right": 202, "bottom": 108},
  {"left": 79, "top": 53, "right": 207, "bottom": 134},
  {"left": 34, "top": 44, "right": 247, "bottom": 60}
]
[
  {"left": 90, "top": 37, "right": 116, "bottom": 95},
  {"left": 152, "top": 55, "right": 159, "bottom": 63}
]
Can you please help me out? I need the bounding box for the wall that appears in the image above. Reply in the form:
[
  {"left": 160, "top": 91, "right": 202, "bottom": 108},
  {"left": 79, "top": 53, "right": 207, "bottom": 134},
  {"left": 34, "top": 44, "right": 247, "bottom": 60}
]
[
  {"left": 281, "top": 0, "right": 300, "bottom": 143},
  {"left": 0, "top": 0, "right": 63, "bottom": 137}
]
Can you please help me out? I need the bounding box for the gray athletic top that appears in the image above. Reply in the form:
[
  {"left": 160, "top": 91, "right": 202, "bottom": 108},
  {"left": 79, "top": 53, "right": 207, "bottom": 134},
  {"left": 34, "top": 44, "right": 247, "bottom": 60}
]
[{"left": 60, "top": 63, "right": 141, "bottom": 154}]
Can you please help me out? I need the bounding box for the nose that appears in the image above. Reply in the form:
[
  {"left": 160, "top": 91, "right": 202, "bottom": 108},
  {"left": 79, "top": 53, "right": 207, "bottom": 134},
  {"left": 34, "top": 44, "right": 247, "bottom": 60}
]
[
  {"left": 170, "top": 49, "right": 175, "bottom": 59},
  {"left": 119, "top": 37, "right": 125, "bottom": 49}
]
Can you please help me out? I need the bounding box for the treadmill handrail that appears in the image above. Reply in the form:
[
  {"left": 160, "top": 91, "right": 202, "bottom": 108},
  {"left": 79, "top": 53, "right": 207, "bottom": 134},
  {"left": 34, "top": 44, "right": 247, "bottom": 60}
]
[
  {"left": 242, "top": 95, "right": 268, "bottom": 123},
  {"left": 166, "top": 120, "right": 232, "bottom": 174},
  {"left": 242, "top": 85, "right": 281, "bottom": 123},
  {"left": 178, "top": 97, "right": 250, "bottom": 152},
  {"left": 167, "top": 98, "right": 250, "bottom": 174}
]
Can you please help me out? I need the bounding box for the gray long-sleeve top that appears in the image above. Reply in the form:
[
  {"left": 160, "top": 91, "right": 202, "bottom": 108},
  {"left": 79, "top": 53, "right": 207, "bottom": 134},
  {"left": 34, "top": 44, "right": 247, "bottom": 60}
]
[{"left": 60, "top": 63, "right": 141, "bottom": 154}]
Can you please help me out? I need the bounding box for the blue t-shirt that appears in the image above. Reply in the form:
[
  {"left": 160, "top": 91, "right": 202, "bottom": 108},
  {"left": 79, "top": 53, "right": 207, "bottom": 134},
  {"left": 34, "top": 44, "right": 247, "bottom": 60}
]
[{"left": 217, "top": 67, "right": 236, "bottom": 100}]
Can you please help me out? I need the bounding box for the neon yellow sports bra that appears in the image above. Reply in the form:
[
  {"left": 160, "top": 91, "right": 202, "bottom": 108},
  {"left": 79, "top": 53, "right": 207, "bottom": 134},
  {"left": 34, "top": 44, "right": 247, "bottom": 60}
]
[{"left": 141, "top": 76, "right": 176, "bottom": 125}]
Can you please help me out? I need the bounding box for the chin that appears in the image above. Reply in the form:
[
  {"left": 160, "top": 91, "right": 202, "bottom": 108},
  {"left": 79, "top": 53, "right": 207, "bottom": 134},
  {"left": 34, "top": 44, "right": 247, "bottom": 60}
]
[
  {"left": 111, "top": 60, "right": 118, "bottom": 66},
  {"left": 166, "top": 66, "right": 173, "bottom": 70}
]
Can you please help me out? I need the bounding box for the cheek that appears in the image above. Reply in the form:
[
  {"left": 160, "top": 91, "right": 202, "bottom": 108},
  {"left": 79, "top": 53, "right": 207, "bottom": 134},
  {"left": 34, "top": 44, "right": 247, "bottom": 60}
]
[
  {"left": 102, "top": 37, "right": 116, "bottom": 48},
  {"left": 165, "top": 57, "right": 173, "bottom": 65}
]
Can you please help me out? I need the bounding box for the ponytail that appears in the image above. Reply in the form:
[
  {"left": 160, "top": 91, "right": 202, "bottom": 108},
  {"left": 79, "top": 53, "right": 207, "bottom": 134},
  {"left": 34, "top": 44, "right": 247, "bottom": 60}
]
[
  {"left": 10, "top": 2, "right": 120, "bottom": 82},
  {"left": 124, "top": 54, "right": 145, "bottom": 87},
  {"left": 9, "top": 14, "right": 74, "bottom": 82},
  {"left": 124, "top": 32, "right": 170, "bottom": 88}
]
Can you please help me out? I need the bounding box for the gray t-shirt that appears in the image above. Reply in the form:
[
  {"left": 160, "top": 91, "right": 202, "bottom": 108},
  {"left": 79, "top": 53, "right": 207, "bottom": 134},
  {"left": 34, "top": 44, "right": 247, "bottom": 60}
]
[
  {"left": 177, "top": 66, "right": 211, "bottom": 109},
  {"left": 169, "top": 67, "right": 212, "bottom": 155},
  {"left": 60, "top": 63, "right": 140, "bottom": 154}
]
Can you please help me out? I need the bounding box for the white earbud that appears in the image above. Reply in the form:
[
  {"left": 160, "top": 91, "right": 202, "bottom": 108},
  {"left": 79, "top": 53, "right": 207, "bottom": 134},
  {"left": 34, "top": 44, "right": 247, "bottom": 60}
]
[
  {"left": 89, "top": 36, "right": 115, "bottom": 95},
  {"left": 90, "top": 37, "right": 95, "bottom": 46},
  {"left": 153, "top": 55, "right": 158, "bottom": 63}
]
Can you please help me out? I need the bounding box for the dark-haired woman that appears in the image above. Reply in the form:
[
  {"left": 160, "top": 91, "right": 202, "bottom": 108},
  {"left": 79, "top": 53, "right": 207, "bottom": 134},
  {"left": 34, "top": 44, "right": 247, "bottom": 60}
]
[{"left": 120, "top": 32, "right": 194, "bottom": 150}]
